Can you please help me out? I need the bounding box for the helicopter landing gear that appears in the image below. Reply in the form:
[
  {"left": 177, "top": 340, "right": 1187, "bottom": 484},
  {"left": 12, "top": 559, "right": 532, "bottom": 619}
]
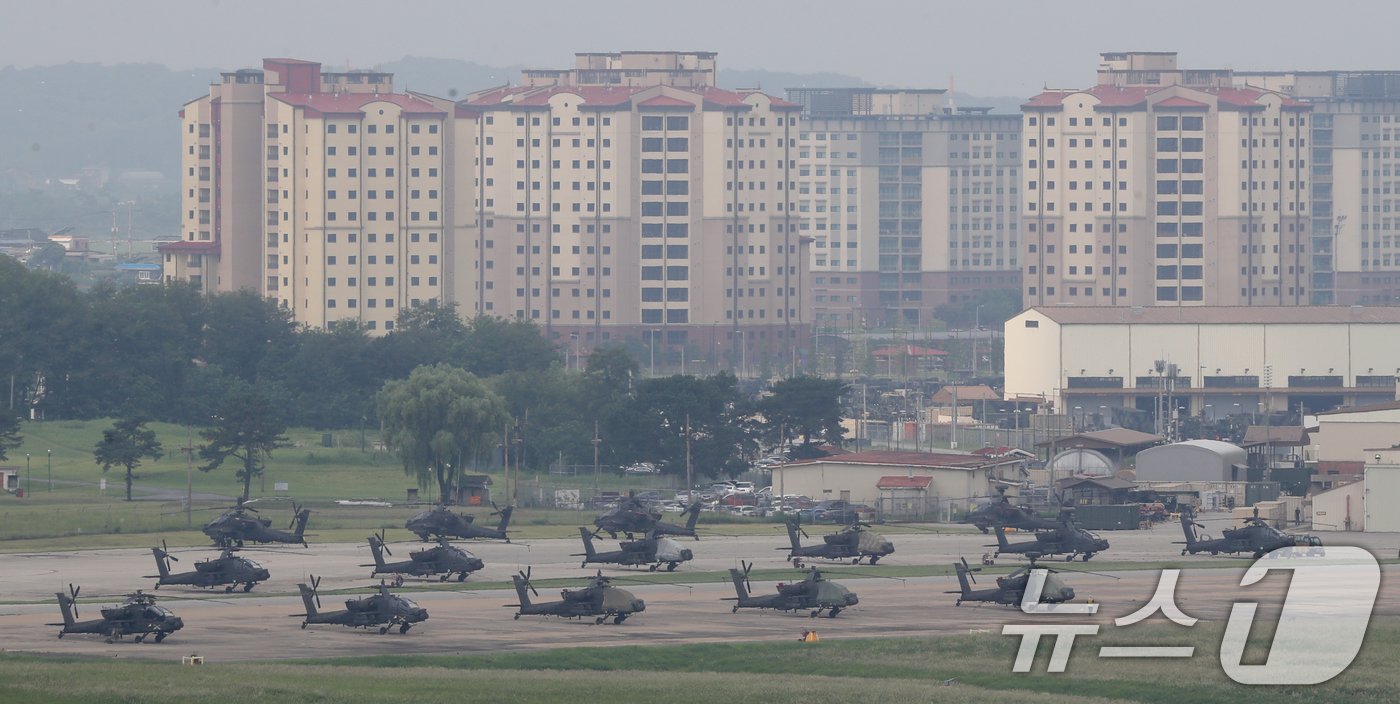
[
  {"left": 613, "top": 614, "right": 628, "bottom": 624},
  {"left": 57, "top": 632, "right": 64, "bottom": 639},
  {"left": 732, "top": 605, "right": 739, "bottom": 613},
  {"left": 513, "top": 613, "right": 521, "bottom": 620},
  {"left": 648, "top": 564, "right": 659, "bottom": 572},
  {"left": 225, "top": 585, "right": 235, "bottom": 593},
  {"left": 301, "top": 622, "right": 308, "bottom": 630},
  {"left": 667, "top": 562, "right": 678, "bottom": 572},
  {"left": 134, "top": 634, "right": 145, "bottom": 643},
  {"left": 244, "top": 582, "right": 254, "bottom": 592},
  {"left": 595, "top": 616, "right": 607, "bottom": 625},
  {"left": 457, "top": 573, "right": 468, "bottom": 582},
  {"left": 793, "top": 559, "right": 805, "bottom": 569},
  {"left": 440, "top": 574, "right": 450, "bottom": 582},
  {"left": 1181, "top": 548, "right": 1188, "bottom": 556},
  {"left": 1082, "top": 554, "right": 1093, "bottom": 562},
  {"left": 869, "top": 556, "right": 880, "bottom": 565},
  {"left": 581, "top": 562, "right": 588, "bottom": 569},
  {"left": 1065, "top": 555, "right": 1075, "bottom": 562},
  {"left": 154, "top": 632, "right": 167, "bottom": 643},
  {"left": 851, "top": 558, "right": 861, "bottom": 565},
  {"left": 955, "top": 600, "right": 963, "bottom": 607},
  {"left": 827, "top": 608, "right": 841, "bottom": 618},
  {"left": 399, "top": 624, "right": 411, "bottom": 634},
  {"left": 379, "top": 626, "right": 389, "bottom": 635},
  {"left": 809, "top": 610, "right": 820, "bottom": 618},
  {"left": 394, "top": 576, "right": 405, "bottom": 588}
]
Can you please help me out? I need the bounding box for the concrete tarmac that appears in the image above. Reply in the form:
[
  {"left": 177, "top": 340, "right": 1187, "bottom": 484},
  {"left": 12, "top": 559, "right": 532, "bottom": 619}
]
[{"left": 2, "top": 517, "right": 1396, "bottom": 662}]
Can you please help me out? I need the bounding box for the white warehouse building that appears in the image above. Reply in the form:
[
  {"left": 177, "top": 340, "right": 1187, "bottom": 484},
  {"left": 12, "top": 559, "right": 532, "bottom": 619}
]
[{"left": 1004, "top": 306, "right": 1400, "bottom": 420}]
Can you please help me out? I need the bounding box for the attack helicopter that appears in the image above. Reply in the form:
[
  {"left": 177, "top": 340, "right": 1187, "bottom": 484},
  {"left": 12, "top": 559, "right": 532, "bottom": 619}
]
[
  {"left": 202, "top": 501, "right": 311, "bottom": 548},
  {"left": 963, "top": 487, "right": 1062, "bottom": 533},
  {"left": 147, "top": 541, "right": 271, "bottom": 592},
  {"left": 507, "top": 567, "right": 647, "bottom": 624},
  {"left": 1178, "top": 507, "right": 1322, "bottom": 558},
  {"left": 592, "top": 497, "right": 702, "bottom": 540},
  {"left": 780, "top": 517, "right": 894, "bottom": 567},
  {"left": 364, "top": 530, "right": 485, "bottom": 585},
  {"left": 50, "top": 585, "right": 184, "bottom": 643},
  {"left": 948, "top": 554, "right": 1082, "bottom": 606},
  {"left": 292, "top": 575, "right": 429, "bottom": 634},
  {"left": 990, "top": 509, "right": 1110, "bottom": 561},
  {"left": 724, "top": 561, "right": 860, "bottom": 618},
  {"left": 574, "top": 527, "right": 694, "bottom": 572},
  {"left": 405, "top": 503, "right": 514, "bottom": 542}
]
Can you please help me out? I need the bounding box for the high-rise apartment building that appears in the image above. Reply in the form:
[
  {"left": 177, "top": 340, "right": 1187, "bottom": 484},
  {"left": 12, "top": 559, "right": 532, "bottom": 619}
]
[
  {"left": 1231, "top": 70, "right": 1400, "bottom": 305},
  {"left": 789, "top": 88, "right": 1021, "bottom": 330},
  {"left": 1022, "top": 52, "right": 1311, "bottom": 307},
  {"left": 457, "top": 52, "right": 809, "bottom": 364},
  {"left": 167, "top": 53, "right": 811, "bottom": 366},
  {"left": 165, "top": 59, "right": 456, "bottom": 332}
]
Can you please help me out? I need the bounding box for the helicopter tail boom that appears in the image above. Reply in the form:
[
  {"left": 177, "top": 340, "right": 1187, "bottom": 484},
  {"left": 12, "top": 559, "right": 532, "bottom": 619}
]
[
  {"left": 55, "top": 593, "right": 76, "bottom": 628},
  {"left": 296, "top": 583, "right": 319, "bottom": 618},
  {"left": 577, "top": 527, "right": 597, "bottom": 559}
]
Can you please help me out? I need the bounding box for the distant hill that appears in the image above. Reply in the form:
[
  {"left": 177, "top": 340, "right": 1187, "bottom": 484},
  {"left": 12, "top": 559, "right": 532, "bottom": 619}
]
[
  {"left": 0, "top": 62, "right": 217, "bottom": 185},
  {"left": 0, "top": 59, "right": 1024, "bottom": 188}
]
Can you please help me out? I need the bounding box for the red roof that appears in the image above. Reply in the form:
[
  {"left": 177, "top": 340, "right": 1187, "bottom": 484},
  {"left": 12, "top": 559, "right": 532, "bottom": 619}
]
[
  {"left": 1153, "top": 96, "right": 1209, "bottom": 109},
  {"left": 271, "top": 91, "right": 445, "bottom": 118},
  {"left": 158, "top": 240, "right": 220, "bottom": 254},
  {"left": 1024, "top": 84, "right": 1309, "bottom": 112},
  {"left": 876, "top": 475, "right": 934, "bottom": 490},
  {"left": 636, "top": 95, "right": 696, "bottom": 109}
]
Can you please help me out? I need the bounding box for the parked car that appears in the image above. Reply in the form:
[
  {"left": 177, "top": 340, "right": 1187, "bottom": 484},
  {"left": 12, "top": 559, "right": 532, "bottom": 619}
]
[
  {"left": 810, "top": 500, "right": 874, "bottom": 524},
  {"left": 623, "top": 462, "right": 661, "bottom": 475},
  {"left": 730, "top": 481, "right": 755, "bottom": 494}
]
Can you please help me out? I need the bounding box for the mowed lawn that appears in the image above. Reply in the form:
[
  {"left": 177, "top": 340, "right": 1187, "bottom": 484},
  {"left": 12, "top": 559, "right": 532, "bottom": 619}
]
[
  {"left": 0, "top": 419, "right": 783, "bottom": 547},
  {"left": 2, "top": 619, "right": 1398, "bottom": 704}
]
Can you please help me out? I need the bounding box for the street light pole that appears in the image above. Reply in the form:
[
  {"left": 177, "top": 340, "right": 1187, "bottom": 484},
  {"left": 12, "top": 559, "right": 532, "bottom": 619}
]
[
  {"left": 47, "top": 449, "right": 52, "bottom": 491},
  {"left": 972, "top": 306, "right": 982, "bottom": 379},
  {"left": 649, "top": 330, "right": 657, "bottom": 377}
]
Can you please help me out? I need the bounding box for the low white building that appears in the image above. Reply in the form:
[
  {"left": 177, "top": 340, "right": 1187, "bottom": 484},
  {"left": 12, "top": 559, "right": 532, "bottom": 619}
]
[
  {"left": 1005, "top": 306, "right": 1400, "bottom": 419},
  {"left": 1135, "top": 440, "right": 1247, "bottom": 482},
  {"left": 771, "top": 450, "right": 1024, "bottom": 520}
]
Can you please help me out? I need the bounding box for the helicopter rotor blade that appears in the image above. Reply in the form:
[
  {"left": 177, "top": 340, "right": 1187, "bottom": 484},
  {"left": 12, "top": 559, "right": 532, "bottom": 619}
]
[
  {"left": 960, "top": 557, "right": 976, "bottom": 585},
  {"left": 311, "top": 575, "right": 322, "bottom": 609}
]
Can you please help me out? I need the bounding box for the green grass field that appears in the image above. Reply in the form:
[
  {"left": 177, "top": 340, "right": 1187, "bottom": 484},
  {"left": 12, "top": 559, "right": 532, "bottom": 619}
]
[
  {"left": 1, "top": 619, "right": 1396, "bottom": 703},
  {"left": 2, "top": 419, "right": 791, "bottom": 547}
]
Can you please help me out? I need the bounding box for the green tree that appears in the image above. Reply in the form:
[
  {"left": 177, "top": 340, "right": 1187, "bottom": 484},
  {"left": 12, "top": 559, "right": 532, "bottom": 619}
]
[
  {"left": 611, "top": 372, "right": 758, "bottom": 479},
  {"left": 492, "top": 367, "right": 591, "bottom": 469},
  {"left": 759, "top": 376, "right": 848, "bottom": 451},
  {"left": 199, "top": 390, "right": 290, "bottom": 503},
  {"left": 378, "top": 364, "right": 509, "bottom": 503},
  {"left": 458, "top": 316, "right": 560, "bottom": 377},
  {"left": 93, "top": 418, "right": 164, "bottom": 501},
  {"left": 0, "top": 410, "right": 21, "bottom": 461}
]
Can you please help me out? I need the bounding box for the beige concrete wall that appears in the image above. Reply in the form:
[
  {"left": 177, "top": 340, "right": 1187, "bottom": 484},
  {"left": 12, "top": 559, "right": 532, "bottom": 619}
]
[
  {"left": 1363, "top": 465, "right": 1400, "bottom": 532},
  {"left": 771, "top": 462, "right": 995, "bottom": 507},
  {"left": 1313, "top": 480, "right": 1364, "bottom": 531},
  {"left": 1314, "top": 410, "right": 1400, "bottom": 462}
]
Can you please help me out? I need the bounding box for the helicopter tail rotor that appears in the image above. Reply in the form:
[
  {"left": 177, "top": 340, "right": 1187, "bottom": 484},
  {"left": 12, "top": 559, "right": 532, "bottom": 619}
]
[
  {"left": 959, "top": 557, "right": 978, "bottom": 585},
  {"left": 516, "top": 567, "right": 539, "bottom": 597},
  {"left": 309, "top": 575, "right": 323, "bottom": 609},
  {"left": 740, "top": 560, "right": 754, "bottom": 593}
]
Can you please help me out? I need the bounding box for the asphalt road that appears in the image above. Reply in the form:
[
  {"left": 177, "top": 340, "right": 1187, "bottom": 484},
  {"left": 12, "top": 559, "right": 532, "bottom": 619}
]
[{"left": 1, "top": 515, "right": 1396, "bottom": 662}]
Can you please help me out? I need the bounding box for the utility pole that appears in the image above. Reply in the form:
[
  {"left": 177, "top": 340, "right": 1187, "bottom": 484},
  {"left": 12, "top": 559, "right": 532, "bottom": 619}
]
[
  {"left": 950, "top": 384, "right": 959, "bottom": 449},
  {"left": 185, "top": 424, "right": 193, "bottom": 527},
  {"left": 684, "top": 414, "right": 693, "bottom": 502},
  {"left": 592, "top": 420, "right": 601, "bottom": 497}
]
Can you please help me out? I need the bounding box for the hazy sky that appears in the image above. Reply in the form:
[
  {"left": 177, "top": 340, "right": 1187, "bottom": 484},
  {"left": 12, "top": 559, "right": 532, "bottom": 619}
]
[{"left": 4, "top": 0, "right": 1398, "bottom": 96}]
